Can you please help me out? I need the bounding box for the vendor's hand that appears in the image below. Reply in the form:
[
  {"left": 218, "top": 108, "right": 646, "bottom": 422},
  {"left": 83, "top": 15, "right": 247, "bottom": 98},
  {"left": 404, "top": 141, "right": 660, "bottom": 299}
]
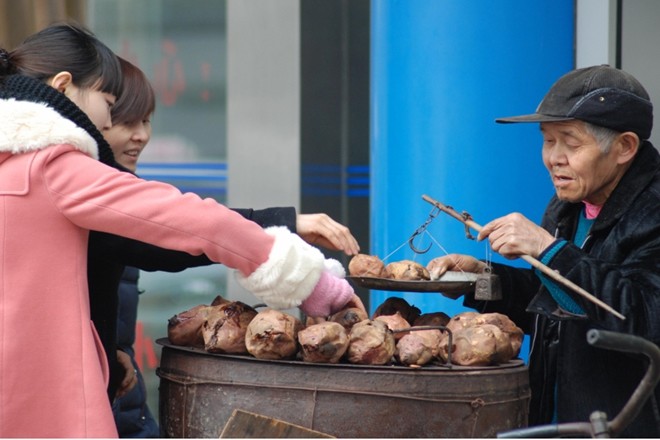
[
  {"left": 427, "top": 254, "right": 486, "bottom": 299},
  {"left": 296, "top": 213, "right": 360, "bottom": 256},
  {"left": 427, "top": 254, "right": 486, "bottom": 279},
  {"left": 477, "top": 213, "right": 555, "bottom": 259},
  {"left": 115, "top": 350, "right": 138, "bottom": 399}
]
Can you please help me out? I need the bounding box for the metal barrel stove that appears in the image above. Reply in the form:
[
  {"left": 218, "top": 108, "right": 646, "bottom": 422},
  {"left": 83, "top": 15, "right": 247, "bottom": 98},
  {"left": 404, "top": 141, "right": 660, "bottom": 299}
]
[{"left": 157, "top": 339, "right": 530, "bottom": 438}]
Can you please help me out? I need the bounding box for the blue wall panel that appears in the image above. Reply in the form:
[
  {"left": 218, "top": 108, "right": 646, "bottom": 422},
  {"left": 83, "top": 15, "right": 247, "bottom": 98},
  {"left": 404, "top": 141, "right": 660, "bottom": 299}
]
[{"left": 370, "top": 1, "right": 574, "bottom": 320}]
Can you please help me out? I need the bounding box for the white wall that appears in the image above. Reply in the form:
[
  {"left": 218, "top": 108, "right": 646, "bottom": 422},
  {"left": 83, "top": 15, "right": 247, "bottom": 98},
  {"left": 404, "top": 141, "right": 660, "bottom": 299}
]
[
  {"left": 225, "top": 0, "right": 301, "bottom": 304},
  {"left": 576, "top": 0, "right": 617, "bottom": 68},
  {"left": 577, "top": 0, "right": 660, "bottom": 148},
  {"left": 226, "top": 0, "right": 300, "bottom": 210},
  {"left": 620, "top": 0, "right": 660, "bottom": 148}
]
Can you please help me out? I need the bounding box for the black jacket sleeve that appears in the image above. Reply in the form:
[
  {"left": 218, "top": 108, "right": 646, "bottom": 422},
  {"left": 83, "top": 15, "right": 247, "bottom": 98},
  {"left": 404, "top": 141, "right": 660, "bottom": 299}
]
[{"left": 88, "top": 206, "right": 298, "bottom": 272}]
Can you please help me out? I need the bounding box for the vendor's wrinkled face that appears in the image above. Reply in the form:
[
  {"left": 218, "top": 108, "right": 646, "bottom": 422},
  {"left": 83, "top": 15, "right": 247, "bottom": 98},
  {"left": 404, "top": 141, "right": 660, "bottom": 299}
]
[{"left": 541, "top": 120, "right": 624, "bottom": 205}]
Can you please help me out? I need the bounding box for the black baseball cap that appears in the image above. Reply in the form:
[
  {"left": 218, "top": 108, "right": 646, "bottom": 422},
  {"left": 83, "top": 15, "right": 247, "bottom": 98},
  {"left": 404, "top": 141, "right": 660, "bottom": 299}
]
[{"left": 496, "top": 65, "right": 654, "bottom": 140}]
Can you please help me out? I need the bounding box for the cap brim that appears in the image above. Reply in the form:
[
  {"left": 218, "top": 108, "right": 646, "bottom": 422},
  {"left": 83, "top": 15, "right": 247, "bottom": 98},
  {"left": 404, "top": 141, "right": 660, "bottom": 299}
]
[{"left": 495, "top": 113, "right": 574, "bottom": 124}]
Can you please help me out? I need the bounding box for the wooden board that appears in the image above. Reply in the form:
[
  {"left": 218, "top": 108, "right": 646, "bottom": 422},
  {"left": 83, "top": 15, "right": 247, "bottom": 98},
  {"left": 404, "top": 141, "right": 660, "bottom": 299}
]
[{"left": 219, "top": 409, "right": 335, "bottom": 438}]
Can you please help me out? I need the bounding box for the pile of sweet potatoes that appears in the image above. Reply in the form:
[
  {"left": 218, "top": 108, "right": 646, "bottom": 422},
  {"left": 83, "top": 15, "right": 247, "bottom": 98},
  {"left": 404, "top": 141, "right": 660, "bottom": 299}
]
[{"left": 168, "top": 295, "right": 523, "bottom": 367}]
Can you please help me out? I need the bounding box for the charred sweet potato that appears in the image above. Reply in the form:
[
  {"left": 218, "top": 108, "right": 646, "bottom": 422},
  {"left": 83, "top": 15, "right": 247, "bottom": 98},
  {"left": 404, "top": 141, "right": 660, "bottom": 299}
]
[
  {"left": 372, "top": 297, "right": 421, "bottom": 325},
  {"left": 167, "top": 304, "right": 213, "bottom": 347},
  {"left": 202, "top": 301, "right": 257, "bottom": 354},
  {"left": 298, "top": 322, "right": 349, "bottom": 363},
  {"left": 167, "top": 295, "right": 231, "bottom": 348},
  {"left": 329, "top": 307, "right": 368, "bottom": 331},
  {"left": 245, "top": 309, "right": 302, "bottom": 360},
  {"left": 413, "top": 312, "right": 451, "bottom": 327},
  {"left": 346, "top": 319, "right": 396, "bottom": 365}
]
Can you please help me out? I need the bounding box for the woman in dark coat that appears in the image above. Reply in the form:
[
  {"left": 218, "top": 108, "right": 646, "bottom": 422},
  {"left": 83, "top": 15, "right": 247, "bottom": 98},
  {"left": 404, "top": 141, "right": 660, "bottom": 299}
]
[{"left": 92, "top": 57, "right": 361, "bottom": 437}]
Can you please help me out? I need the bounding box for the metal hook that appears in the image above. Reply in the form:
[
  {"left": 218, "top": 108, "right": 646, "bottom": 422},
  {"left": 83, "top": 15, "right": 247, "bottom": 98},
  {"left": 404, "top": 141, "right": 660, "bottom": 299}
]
[
  {"left": 407, "top": 207, "right": 440, "bottom": 254},
  {"left": 408, "top": 232, "right": 432, "bottom": 254}
]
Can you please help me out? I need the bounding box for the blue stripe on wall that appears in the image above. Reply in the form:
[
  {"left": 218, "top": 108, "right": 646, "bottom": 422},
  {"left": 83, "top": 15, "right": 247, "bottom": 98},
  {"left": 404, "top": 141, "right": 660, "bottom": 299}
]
[
  {"left": 136, "top": 162, "right": 370, "bottom": 199},
  {"left": 137, "top": 162, "right": 228, "bottom": 197},
  {"left": 301, "top": 163, "right": 370, "bottom": 197}
]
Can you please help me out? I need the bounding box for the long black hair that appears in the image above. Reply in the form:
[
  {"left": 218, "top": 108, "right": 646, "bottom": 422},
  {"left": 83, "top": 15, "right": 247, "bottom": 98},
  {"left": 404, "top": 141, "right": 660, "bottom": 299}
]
[{"left": 0, "top": 22, "right": 122, "bottom": 98}]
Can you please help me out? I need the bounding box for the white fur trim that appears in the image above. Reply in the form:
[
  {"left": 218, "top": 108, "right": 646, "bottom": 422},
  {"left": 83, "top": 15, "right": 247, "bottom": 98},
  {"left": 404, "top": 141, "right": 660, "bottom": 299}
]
[
  {"left": 234, "top": 226, "right": 325, "bottom": 309},
  {"left": 324, "top": 258, "right": 346, "bottom": 278},
  {"left": 0, "top": 98, "right": 99, "bottom": 158}
]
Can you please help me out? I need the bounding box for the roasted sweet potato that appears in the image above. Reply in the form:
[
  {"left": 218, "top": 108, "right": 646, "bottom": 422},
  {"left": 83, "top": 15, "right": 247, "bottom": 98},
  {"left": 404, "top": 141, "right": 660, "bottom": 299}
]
[
  {"left": 372, "top": 297, "right": 421, "bottom": 325},
  {"left": 396, "top": 329, "right": 442, "bottom": 366},
  {"left": 298, "top": 322, "right": 349, "bottom": 363},
  {"left": 245, "top": 309, "right": 302, "bottom": 360},
  {"left": 202, "top": 301, "right": 257, "bottom": 354},
  {"left": 385, "top": 260, "right": 430, "bottom": 281},
  {"left": 329, "top": 307, "right": 368, "bottom": 331},
  {"left": 413, "top": 312, "right": 451, "bottom": 327},
  {"left": 347, "top": 319, "right": 396, "bottom": 365},
  {"left": 348, "top": 254, "right": 387, "bottom": 278},
  {"left": 167, "top": 295, "right": 231, "bottom": 348},
  {"left": 375, "top": 311, "right": 411, "bottom": 341},
  {"left": 477, "top": 312, "right": 524, "bottom": 358},
  {"left": 167, "top": 304, "right": 213, "bottom": 347},
  {"left": 439, "top": 324, "right": 512, "bottom": 366}
]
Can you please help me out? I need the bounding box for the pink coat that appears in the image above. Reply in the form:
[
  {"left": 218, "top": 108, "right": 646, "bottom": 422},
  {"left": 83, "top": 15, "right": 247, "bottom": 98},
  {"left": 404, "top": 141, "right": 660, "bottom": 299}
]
[{"left": 0, "top": 100, "right": 329, "bottom": 437}]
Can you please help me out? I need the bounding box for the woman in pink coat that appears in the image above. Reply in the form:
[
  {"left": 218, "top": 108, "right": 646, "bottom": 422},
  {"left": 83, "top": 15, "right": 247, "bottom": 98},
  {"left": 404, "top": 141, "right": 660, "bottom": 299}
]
[{"left": 0, "top": 23, "right": 362, "bottom": 438}]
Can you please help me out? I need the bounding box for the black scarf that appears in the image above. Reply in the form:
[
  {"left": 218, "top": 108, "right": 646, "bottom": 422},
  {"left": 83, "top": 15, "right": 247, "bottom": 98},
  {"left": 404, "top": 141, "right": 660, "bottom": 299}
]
[{"left": 0, "top": 74, "right": 130, "bottom": 172}]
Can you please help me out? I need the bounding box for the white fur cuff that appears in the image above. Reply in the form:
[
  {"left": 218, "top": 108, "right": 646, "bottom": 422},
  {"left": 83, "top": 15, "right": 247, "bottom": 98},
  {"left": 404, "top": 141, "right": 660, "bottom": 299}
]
[
  {"left": 234, "top": 226, "right": 325, "bottom": 309},
  {"left": 324, "top": 258, "right": 346, "bottom": 278}
]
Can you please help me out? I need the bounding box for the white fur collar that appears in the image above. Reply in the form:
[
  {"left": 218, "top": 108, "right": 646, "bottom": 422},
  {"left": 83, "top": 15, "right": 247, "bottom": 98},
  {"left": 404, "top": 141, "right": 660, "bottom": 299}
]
[{"left": 0, "top": 98, "right": 99, "bottom": 159}]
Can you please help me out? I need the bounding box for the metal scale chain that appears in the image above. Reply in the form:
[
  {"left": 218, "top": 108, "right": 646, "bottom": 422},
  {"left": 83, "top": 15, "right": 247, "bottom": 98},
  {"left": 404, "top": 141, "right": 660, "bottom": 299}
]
[{"left": 406, "top": 207, "right": 502, "bottom": 301}]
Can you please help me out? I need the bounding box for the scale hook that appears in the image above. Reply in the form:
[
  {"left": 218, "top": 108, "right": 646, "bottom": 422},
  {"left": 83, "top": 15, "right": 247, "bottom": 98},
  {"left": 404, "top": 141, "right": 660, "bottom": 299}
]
[
  {"left": 407, "top": 206, "right": 440, "bottom": 254},
  {"left": 408, "top": 232, "right": 432, "bottom": 254}
]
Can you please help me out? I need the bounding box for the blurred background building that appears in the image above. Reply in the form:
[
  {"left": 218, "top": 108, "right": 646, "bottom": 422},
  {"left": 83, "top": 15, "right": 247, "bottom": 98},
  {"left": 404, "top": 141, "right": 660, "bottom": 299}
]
[{"left": 2, "top": 0, "right": 659, "bottom": 425}]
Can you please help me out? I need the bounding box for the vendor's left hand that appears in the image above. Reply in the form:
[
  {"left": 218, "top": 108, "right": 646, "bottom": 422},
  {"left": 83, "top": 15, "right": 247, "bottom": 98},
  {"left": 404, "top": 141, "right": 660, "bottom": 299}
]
[
  {"left": 115, "top": 350, "right": 138, "bottom": 399},
  {"left": 296, "top": 213, "right": 360, "bottom": 256},
  {"left": 477, "top": 213, "right": 555, "bottom": 259}
]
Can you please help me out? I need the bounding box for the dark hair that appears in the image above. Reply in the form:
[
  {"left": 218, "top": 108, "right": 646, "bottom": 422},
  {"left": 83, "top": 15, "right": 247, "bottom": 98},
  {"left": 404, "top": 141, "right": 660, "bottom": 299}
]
[
  {"left": 112, "top": 57, "right": 155, "bottom": 125},
  {"left": 0, "top": 48, "right": 15, "bottom": 75},
  {"left": 1, "top": 22, "right": 122, "bottom": 98}
]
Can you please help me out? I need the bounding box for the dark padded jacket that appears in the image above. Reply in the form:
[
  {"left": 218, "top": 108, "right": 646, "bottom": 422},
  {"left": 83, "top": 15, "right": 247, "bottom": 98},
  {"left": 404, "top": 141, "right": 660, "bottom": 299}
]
[
  {"left": 112, "top": 266, "right": 159, "bottom": 438},
  {"left": 464, "top": 141, "right": 660, "bottom": 437}
]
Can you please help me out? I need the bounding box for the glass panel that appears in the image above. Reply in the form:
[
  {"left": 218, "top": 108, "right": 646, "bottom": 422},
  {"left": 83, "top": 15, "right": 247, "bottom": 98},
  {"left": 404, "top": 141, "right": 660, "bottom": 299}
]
[
  {"left": 91, "top": 0, "right": 227, "bottom": 200},
  {"left": 88, "top": 0, "right": 227, "bottom": 428}
]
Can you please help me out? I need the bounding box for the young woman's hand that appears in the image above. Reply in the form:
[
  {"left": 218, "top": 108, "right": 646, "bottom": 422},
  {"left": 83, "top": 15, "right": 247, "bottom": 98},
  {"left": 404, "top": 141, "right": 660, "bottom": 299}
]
[
  {"left": 296, "top": 213, "right": 360, "bottom": 256},
  {"left": 114, "top": 350, "right": 138, "bottom": 399}
]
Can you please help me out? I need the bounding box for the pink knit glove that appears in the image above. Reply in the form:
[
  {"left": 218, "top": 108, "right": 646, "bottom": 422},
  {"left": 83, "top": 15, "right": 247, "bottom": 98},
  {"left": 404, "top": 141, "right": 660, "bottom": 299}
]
[{"left": 300, "top": 271, "right": 355, "bottom": 317}]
